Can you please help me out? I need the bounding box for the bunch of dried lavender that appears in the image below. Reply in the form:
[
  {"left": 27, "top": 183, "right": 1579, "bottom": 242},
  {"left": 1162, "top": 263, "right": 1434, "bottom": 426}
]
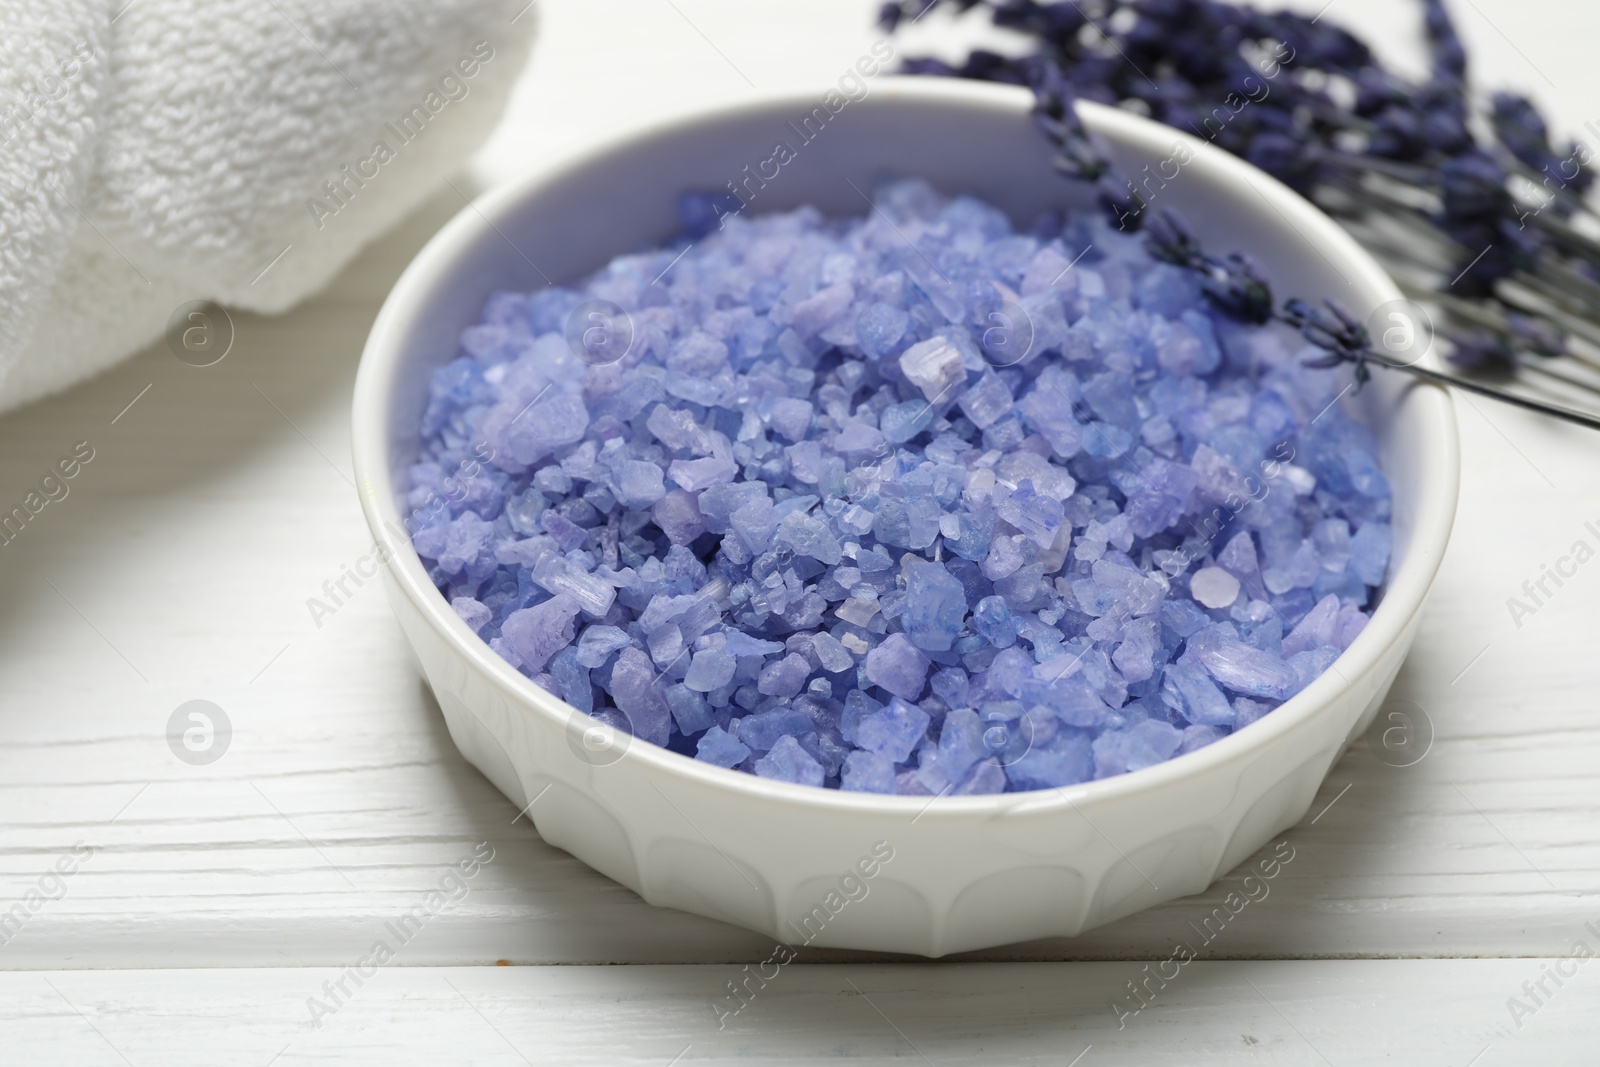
[{"left": 879, "top": 0, "right": 1600, "bottom": 428}]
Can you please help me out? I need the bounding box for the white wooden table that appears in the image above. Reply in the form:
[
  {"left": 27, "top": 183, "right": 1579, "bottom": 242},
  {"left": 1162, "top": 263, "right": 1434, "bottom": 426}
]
[{"left": 3, "top": 0, "right": 1598, "bottom": 1062}]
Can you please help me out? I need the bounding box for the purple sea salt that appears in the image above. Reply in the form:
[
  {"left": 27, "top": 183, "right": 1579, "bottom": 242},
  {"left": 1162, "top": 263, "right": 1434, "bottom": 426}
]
[
  {"left": 452, "top": 597, "right": 492, "bottom": 634},
  {"left": 758, "top": 653, "right": 813, "bottom": 698},
  {"left": 754, "top": 735, "right": 825, "bottom": 787},
  {"left": 683, "top": 647, "right": 737, "bottom": 692},
  {"left": 696, "top": 725, "right": 750, "bottom": 768},
  {"left": 1094, "top": 719, "right": 1185, "bottom": 778},
  {"left": 501, "top": 594, "right": 582, "bottom": 673},
  {"left": 854, "top": 698, "right": 931, "bottom": 763},
  {"left": 864, "top": 634, "right": 930, "bottom": 700},
  {"left": 902, "top": 559, "right": 966, "bottom": 652},
  {"left": 532, "top": 555, "right": 616, "bottom": 617},
  {"left": 1185, "top": 627, "right": 1301, "bottom": 701},
  {"left": 407, "top": 179, "right": 1393, "bottom": 793},
  {"left": 608, "top": 647, "right": 672, "bottom": 747},
  {"left": 899, "top": 337, "right": 967, "bottom": 402},
  {"left": 1189, "top": 566, "right": 1240, "bottom": 610},
  {"left": 841, "top": 749, "right": 897, "bottom": 793}
]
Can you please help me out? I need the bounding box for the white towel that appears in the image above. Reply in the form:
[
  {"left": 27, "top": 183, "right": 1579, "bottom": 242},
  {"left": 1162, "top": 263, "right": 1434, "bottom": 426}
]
[{"left": 0, "top": 0, "right": 536, "bottom": 411}]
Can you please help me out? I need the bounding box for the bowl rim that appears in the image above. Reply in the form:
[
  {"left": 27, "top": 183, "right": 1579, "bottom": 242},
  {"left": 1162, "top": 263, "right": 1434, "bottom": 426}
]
[{"left": 352, "top": 76, "right": 1460, "bottom": 818}]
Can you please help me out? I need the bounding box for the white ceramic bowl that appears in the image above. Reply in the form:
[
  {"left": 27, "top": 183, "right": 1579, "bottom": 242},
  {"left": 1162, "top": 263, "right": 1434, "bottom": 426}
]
[{"left": 352, "top": 78, "right": 1458, "bottom": 956}]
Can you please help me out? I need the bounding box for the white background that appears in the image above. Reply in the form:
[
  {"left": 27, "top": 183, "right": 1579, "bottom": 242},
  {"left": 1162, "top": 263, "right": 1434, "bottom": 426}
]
[{"left": 1, "top": 0, "right": 1598, "bottom": 1062}]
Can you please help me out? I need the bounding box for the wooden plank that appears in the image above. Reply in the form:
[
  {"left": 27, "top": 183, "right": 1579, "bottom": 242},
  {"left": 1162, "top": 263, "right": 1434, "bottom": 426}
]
[{"left": 2, "top": 961, "right": 1595, "bottom": 1065}]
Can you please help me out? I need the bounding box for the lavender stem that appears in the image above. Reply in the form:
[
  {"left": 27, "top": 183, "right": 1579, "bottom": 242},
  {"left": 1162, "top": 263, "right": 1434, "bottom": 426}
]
[{"left": 1372, "top": 358, "right": 1600, "bottom": 430}]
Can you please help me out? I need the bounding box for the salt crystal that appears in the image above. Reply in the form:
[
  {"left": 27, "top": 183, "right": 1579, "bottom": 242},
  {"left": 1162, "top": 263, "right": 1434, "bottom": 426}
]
[
  {"left": 880, "top": 400, "right": 934, "bottom": 444},
  {"left": 855, "top": 697, "right": 931, "bottom": 762},
  {"left": 696, "top": 725, "right": 750, "bottom": 768},
  {"left": 836, "top": 596, "right": 880, "bottom": 627},
  {"left": 436, "top": 514, "right": 495, "bottom": 575},
  {"left": 899, "top": 337, "right": 967, "bottom": 403},
  {"left": 1350, "top": 522, "right": 1392, "bottom": 586},
  {"left": 769, "top": 397, "right": 814, "bottom": 443},
  {"left": 532, "top": 555, "right": 616, "bottom": 617},
  {"left": 811, "top": 631, "right": 855, "bottom": 673},
  {"left": 864, "top": 634, "right": 929, "bottom": 700},
  {"left": 509, "top": 394, "right": 590, "bottom": 465},
  {"left": 1282, "top": 593, "right": 1342, "bottom": 657},
  {"left": 550, "top": 647, "right": 592, "bottom": 714},
  {"left": 501, "top": 594, "right": 582, "bottom": 673},
  {"left": 840, "top": 750, "right": 896, "bottom": 793},
  {"left": 665, "top": 683, "right": 713, "bottom": 735},
  {"left": 1007, "top": 732, "right": 1094, "bottom": 789},
  {"left": 452, "top": 597, "right": 492, "bottom": 633},
  {"left": 775, "top": 511, "right": 842, "bottom": 565},
  {"left": 1093, "top": 719, "right": 1184, "bottom": 776},
  {"left": 856, "top": 302, "right": 909, "bottom": 359},
  {"left": 683, "top": 647, "right": 736, "bottom": 692},
  {"left": 652, "top": 489, "right": 707, "bottom": 546},
  {"left": 1190, "top": 566, "right": 1241, "bottom": 609},
  {"left": 902, "top": 558, "right": 967, "bottom": 652},
  {"left": 723, "top": 631, "right": 785, "bottom": 658},
  {"left": 1177, "top": 724, "right": 1227, "bottom": 755},
  {"left": 646, "top": 404, "right": 711, "bottom": 454},
  {"left": 958, "top": 373, "right": 1013, "bottom": 429},
  {"left": 667, "top": 331, "right": 728, "bottom": 375},
  {"left": 1217, "top": 530, "right": 1261, "bottom": 587},
  {"left": 937, "top": 708, "right": 988, "bottom": 781},
  {"left": 753, "top": 735, "right": 824, "bottom": 786},
  {"left": 608, "top": 647, "right": 672, "bottom": 745},
  {"left": 1186, "top": 628, "right": 1299, "bottom": 701},
  {"left": 616, "top": 460, "right": 666, "bottom": 509},
  {"left": 758, "top": 652, "right": 813, "bottom": 698},
  {"left": 576, "top": 625, "right": 632, "bottom": 668},
  {"left": 1161, "top": 662, "right": 1236, "bottom": 727}
]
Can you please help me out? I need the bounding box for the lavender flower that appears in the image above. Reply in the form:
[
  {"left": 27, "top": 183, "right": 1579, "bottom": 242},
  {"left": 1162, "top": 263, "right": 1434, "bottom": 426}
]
[
  {"left": 1283, "top": 300, "right": 1375, "bottom": 383},
  {"left": 1146, "top": 211, "right": 1273, "bottom": 323}
]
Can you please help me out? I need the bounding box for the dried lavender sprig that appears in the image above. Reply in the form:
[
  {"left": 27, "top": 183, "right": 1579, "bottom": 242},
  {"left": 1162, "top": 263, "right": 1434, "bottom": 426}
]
[
  {"left": 1323, "top": 173, "right": 1600, "bottom": 335},
  {"left": 1309, "top": 140, "right": 1600, "bottom": 321},
  {"left": 1321, "top": 151, "right": 1600, "bottom": 296},
  {"left": 1363, "top": 356, "right": 1600, "bottom": 430},
  {"left": 1330, "top": 202, "right": 1600, "bottom": 382},
  {"left": 882, "top": 0, "right": 1600, "bottom": 371},
  {"left": 1443, "top": 325, "right": 1600, "bottom": 407},
  {"left": 1143, "top": 209, "right": 1600, "bottom": 429},
  {"left": 1355, "top": 221, "right": 1600, "bottom": 384},
  {"left": 1029, "top": 61, "right": 1148, "bottom": 228},
  {"left": 1286, "top": 302, "right": 1600, "bottom": 430},
  {"left": 881, "top": 0, "right": 1600, "bottom": 428},
  {"left": 1443, "top": 334, "right": 1600, "bottom": 398},
  {"left": 1411, "top": 287, "right": 1574, "bottom": 361},
  {"left": 1329, "top": 187, "right": 1600, "bottom": 349}
]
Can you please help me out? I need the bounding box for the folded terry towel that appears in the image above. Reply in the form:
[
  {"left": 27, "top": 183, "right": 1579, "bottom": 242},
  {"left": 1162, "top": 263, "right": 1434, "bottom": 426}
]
[{"left": 0, "top": 0, "right": 536, "bottom": 412}]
